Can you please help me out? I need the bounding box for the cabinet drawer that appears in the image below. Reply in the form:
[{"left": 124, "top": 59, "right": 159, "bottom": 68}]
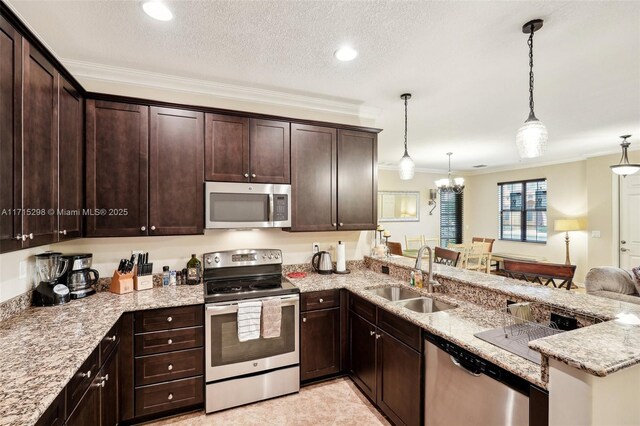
[
  {"left": 377, "top": 309, "right": 422, "bottom": 352},
  {"left": 135, "top": 348, "right": 204, "bottom": 386},
  {"left": 135, "top": 327, "right": 203, "bottom": 356},
  {"left": 100, "top": 320, "right": 120, "bottom": 363},
  {"left": 35, "top": 390, "right": 65, "bottom": 426},
  {"left": 135, "top": 305, "right": 203, "bottom": 333},
  {"left": 349, "top": 293, "right": 376, "bottom": 324},
  {"left": 135, "top": 376, "right": 204, "bottom": 417},
  {"left": 67, "top": 346, "right": 99, "bottom": 413},
  {"left": 301, "top": 289, "right": 340, "bottom": 311}
]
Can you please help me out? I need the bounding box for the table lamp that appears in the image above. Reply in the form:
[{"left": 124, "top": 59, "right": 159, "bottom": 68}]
[{"left": 554, "top": 219, "right": 584, "bottom": 265}]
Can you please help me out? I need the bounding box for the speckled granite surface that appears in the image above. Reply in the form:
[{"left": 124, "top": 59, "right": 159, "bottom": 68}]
[{"left": 0, "top": 285, "right": 204, "bottom": 426}]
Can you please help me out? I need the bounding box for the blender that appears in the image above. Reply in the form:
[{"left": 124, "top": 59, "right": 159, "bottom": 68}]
[{"left": 32, "top": 252, "right": 71, "bottom": 306}]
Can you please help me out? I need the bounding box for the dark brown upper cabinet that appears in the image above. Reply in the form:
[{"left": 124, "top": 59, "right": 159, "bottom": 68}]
[
  {"left": 85, "top": 100, "right": 149, "bottom": 237},
  {"left": 205, "top": 114, "right": 290, "bottom": 184},
  {"left": 289, "top": 125, "right": 377, "bottom": 232},
  {"left": 86, "top": 101, "right": 205, "bottom": 237},
  {"left": 149, "top": 107, "right": 204, "bottom": 235},
  {"left": 290, "top": 123, "right": 337, "bottom": 231},
  {"left": 337, "top": 130, "right": 377, "bottom": 230},
  {"left": 22, "top": 41, "right": 59, "bottom": 247},
  {"left": 58, "top": 78, "right": 83, "bottom": 240},
  {"left": 0, "top": 16, "right": 23, "bottom": 253}
]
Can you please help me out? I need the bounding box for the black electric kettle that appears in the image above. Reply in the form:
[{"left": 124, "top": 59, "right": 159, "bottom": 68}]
[{"left": 311, "top": 251, "right": 333, "bottom": 275}]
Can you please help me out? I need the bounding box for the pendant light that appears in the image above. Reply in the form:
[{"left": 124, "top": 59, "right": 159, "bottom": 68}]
[
  {"left": 398, "top": 93, "right": 415, "bottom": 180},
  {"left": 516, "top": 19, "right": 548, "bottom": 159},
  {"left": 610, "top": 135, "right": 640, "bottom": 177},
  {"left": 435, "top": 153, "right": 464, "bottom": 194}
]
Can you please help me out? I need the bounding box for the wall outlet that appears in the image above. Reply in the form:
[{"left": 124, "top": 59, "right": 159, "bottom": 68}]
[
  {"left": 312, "top": 242, "right": 320, "bottom": 254},
  {"left": 131, "top": 249, "right": 144, "bottom": 256},
  {"left": 591, "top": 230, "right": 601, "bottom": 238}
]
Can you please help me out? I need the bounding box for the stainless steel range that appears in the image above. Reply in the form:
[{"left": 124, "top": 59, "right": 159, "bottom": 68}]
[{"left": 203, "top": 249, "right": 300, "bottom": 413}]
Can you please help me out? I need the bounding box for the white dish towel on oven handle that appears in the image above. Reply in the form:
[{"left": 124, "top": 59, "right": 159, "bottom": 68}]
[
  {"left": 237, "top": 301, "right": 262, "bottom": 342},
  {"left": 261, "top": 298, "right": 282, "bottom": 338}
]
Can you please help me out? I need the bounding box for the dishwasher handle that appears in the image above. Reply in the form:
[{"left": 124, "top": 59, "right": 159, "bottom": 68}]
[{"left": 450, "top": 356, "right": 482, "bottom": 377}]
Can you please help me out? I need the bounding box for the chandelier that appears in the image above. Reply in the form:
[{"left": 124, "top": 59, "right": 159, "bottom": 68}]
[
  {"left": 610, "top": 135, "right": 640, "bottom": 177},
  {"left": 435, "top": 153, "right": 464, "bottom": 194}
]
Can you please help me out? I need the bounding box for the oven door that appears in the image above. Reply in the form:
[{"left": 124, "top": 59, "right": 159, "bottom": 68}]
[
  {"left": 205, "top": 294, "right": 299, "bottom": 382},
  {"left": 205, "top": 182, "right": 274, "bottom": 229}
]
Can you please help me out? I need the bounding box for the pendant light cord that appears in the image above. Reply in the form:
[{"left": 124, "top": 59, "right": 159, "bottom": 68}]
[
  {"left": 404, "top": 96, "right": 408, "bottom": 155},
  {"left": 528, "top": 24, "right": 535, "bottom": 116}
]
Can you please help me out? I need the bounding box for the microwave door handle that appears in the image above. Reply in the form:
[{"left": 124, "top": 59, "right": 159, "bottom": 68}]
[{"left": 268, "top": 193, "right": 274, "bottom": 224}]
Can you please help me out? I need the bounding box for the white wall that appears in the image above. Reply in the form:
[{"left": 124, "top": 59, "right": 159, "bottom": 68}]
[{"left": 377, "top": 169, "right": 445, "bottom": 249}]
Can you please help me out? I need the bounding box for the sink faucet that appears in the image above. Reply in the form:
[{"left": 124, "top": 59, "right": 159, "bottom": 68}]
[{"left": 415, "top": 245, "right": 440, "bottom": 293}]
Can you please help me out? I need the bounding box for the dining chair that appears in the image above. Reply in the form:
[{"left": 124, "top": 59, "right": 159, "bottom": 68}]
[
  {"left": 447, "top": 243, "right": 469, "bottom": 268},
  {"left": 465, "top": 243, "right": 488, "bottom": 273},
  {"left": 423, "top": 236, "right": 440, "bottom": 249},
  {"left": 503, "top": 260, "right": 576, "bottom": 290},
  {"left": 405, "top": 235, "right": 424, "bottom": 251},
  {"left": 434, "top": 246, "right": 461, "bottom": 267},
  {"left": 386, "top": 241, "right": 403, "bottom": 256}
]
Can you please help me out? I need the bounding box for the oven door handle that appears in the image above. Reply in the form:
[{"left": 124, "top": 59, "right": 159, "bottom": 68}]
[{"left": 206, "top": 295, "right": 299, "bottom": 314}]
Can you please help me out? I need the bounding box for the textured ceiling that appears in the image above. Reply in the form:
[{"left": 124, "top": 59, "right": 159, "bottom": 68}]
[{"left": 7, "top": 0, "right": 640, "bottom": 172}]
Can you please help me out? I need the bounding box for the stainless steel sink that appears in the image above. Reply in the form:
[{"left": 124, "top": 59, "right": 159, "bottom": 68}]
[
  {"left": 367, "top": 286, "right": 422, "bottom": 301},
  {"left": 394, "top": 297, "right": 456, "bottom": 313}
]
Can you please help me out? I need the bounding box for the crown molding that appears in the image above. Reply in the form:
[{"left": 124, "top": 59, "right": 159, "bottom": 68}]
[
  {"left": 62, "top": 59, "right": 382, "bottom": 120},
  {"left": 377, "top": 164, "right": 449, "bottom": 175}
]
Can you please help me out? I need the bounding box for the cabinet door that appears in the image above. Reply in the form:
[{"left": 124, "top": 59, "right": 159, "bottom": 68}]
[
  {"left": 204, "top": 113, "right": 249, "bottom": 182},
  {"left": 337, "top": 130, "right": 377, "bottom": 230},
  {"left": 149, "top": 107, "right": 204, "bottom": 235},
  {"left": 376, "top": 330, "right": 421, "bottom": 426},
  {"left": 85, "top": 100, "right": 149, "bottom": 237},
  {"left": 0, "top": 16, "right": 22, "bottom": 253},
  {"left": 249, "top": 119, "right": 290, "bottom": 183},
  {"left": 57, "top": 78, "right": 83, "bottom": 240},
  {"left": 22, "top": 41, "right": 58, "bottom": 247},
  {"left": 301, "top": 307, "right": 340, "bottom": 381},
  {"left": 101, "top": 347, "right": 119, "bottom": 426},
  {"left": 290, "top": 124, "right": 337, "bottom": 231},
  {"left": 67, "top": 376, "right": 101, "bottom": 426},
  {"left": 349, "top": 312, "right": 377, "bottom": 401}
]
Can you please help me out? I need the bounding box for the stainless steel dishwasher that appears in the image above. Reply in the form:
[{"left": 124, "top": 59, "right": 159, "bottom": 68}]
[{"left": 425, "top": 333, "right": 530, "bottom": 426}]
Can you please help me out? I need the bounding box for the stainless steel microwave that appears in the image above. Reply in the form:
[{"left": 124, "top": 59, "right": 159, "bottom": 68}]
[{"left": 205, "top": 182, "right": 291, "bottom": 229}]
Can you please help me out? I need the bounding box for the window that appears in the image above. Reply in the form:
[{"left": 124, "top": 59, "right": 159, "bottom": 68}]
[
  {"left": 498, "top": 179, "right": 547, "bottom": 243},
  {"left": 440, "top": 191, "right": 463, "bottom": 247}
]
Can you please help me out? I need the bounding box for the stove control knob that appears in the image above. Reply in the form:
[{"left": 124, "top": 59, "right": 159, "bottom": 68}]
[
  {"left": 268, "top": 254, "right": 273, "bottom": 259},
  {"left": 206, "top": 256, "right": 212, "bottom": 264},
  {"left": 214, "top": 256, "right": 220, "bottom": 263},
  {"left": 275, "top": 253, "right": 280, "bottom": 259}
]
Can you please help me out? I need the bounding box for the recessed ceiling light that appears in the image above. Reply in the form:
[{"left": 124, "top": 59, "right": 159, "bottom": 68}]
[
  {"left": 142, "top": 1, "right": 173, "bottom": 21},
  {"left": 472, "top": 164, "right": 487, "bottom": 168},
  {"left": 334, "top": 46, "right": 358, "bottom": 62}
]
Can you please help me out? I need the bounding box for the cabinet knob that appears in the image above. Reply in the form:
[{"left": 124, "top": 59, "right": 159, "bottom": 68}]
[
  {"left": 332, "top": 223, "right": 337, "bottom": 227},
  {"left": 251, "top": 173, "right": 256, "bottom": 178},
  {"left": 58, "top": 230, "right": 67, "bottom": 235},
  {"left": 15, "top": 235, "right": 22, "bottom": 241},
  {"left": 105, "top": 334, "right": 117, "bottom": 342},
  {"left": 81, "top": 369, "right": 92, "bottom": 379},
  {"left": 28, "top": 233, "right": 34, "bottom": 240},
  {"left": 302, "top": 317, "right": 307, "bottom": 323},
  {"left": 375, "top": 333, "right": 382, "bottom": 339},
  {"left": 167, "top": 393, "right": 174, "bottom": 401},
  {"left": 104, "top": 373, "right": 109, "bottom": 382},
  {"left": 93, "top": 380, "right": 105, "bottom": 388},
  {"left": 141, "top": 226, "right": 146, "bottom": 232},
  {"left": 339, "top": 223, "right": 344, "bottom": 227},
  {"left": 318, "top": 298, "right": 324, "bottom": 303},
  {"left": 370, "top": 330, "right": 375, "bottom": 336},
  {"left": 21, "top": 234, "right": 27, "bottom": 241},
  {"left": 167, "top": 338, "right": 173, "bottom": 345},
  {"left": 244, "top": 173, "right": 249, "bottom": 178},
  {"left": 167, "top": 364, "right": 173, "bottom": 371},
  {"left": 167, "top": 316, "right": 173, "bottom": 322},
  {"left": 150, "top": 225, "right": 156, "bottom": 231}
]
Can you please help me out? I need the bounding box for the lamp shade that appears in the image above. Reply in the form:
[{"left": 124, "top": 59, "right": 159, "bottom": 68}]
[{"left": 554, "top": 219, "right": 582, "bottom": 232}]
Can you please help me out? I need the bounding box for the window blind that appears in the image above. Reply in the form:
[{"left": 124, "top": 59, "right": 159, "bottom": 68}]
[{"left": 440, "top": 191, "right": 463, "bottom": 247}]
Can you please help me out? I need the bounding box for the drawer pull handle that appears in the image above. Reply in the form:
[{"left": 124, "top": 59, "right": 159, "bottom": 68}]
[
  {"left": 302, "top": 317, "right": 307, "bottom": 323},
  {"left": 167, "top": 393, "right": 173, "bottom": 401},
  {"left": 318, "top": 298, "right": 324, "bottom": 303},
  {"left": 105, "top": 334, "right": 117, "bottom": 342},
  {"left": 167, "top": 338, "right": 173, "bottom": 345},
  {"left": 94, "top": 380, "right": 105, "bottom": 388},
  {"left": 81, "top": 369, "right": 92, "bottom": 379},
  {"left": 168, "top": 364, "right": 173, "bottom": 371},
  {"left": 167, "top": 316, "right": 173, "bottom": 322}
]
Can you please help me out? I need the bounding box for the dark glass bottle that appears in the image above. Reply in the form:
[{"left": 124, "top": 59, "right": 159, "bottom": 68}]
[{"left": 186, "top": 254, "right": 201, "bottom": 285}]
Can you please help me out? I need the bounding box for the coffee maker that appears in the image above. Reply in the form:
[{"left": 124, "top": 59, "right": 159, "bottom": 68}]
[
  {"left": 60, "top": 253, "right": 99, "bottom": 299},
  {"left": 32, "top": 252, "right": 70, "bottom": 307}
]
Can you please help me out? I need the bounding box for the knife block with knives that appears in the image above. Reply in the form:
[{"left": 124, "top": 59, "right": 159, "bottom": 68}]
[
  {"left": 110, "top": 270, "right": 134, "bottom": 294},
  {"left": 134, "top": 257, "right": 154, "bottom": 291}
]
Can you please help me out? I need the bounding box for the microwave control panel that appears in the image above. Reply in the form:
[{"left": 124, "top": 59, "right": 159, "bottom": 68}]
[{"left": 273, "top": 194, "right": 289, "bottom": 221}]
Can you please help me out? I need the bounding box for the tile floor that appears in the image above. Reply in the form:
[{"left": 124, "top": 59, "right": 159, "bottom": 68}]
[{"left": 146, "top": 377, "right": 389, "bottom": 425}]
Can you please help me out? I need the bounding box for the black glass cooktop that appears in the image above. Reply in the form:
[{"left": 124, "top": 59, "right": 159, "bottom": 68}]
[{"left": 204, "top": 274, "right": 298, "bottom": 303}]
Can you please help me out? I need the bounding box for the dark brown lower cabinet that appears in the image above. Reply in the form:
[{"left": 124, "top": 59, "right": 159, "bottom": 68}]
[
  {"left": 101, "top": 348, "right": 119, "bottom": 426},
  {"left": 349, "top": 295, "right": 422, "bottom": 426},
  {"left": 66, "top": 373, "right": 101, "bottom": 426},
  {"left": 301, "top": 307, "right": 341, "bottom": 381}
]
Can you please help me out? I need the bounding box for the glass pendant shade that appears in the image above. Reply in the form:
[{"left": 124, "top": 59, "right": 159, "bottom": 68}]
[
  {"left": 610, "top": 136, "right": 640, "bottom": 176},
  {"left": 399, "top": 152, "right": 415, "bottom": 180},
  {"left": 516, "top": 116, "right": 548, "bottom": 158}
]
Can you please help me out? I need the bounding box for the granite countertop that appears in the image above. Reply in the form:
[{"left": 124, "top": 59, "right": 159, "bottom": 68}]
[
  {"left": 286, "top": 268, "right": 545, "bottom": 389},
  {"left": 0, "top": 285, "right": 204, "bottom": 426}
]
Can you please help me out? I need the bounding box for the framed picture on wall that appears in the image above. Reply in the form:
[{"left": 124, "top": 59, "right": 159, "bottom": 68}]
[{"left": 378, "top": 191, "right": 420, "bottom": 222}]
